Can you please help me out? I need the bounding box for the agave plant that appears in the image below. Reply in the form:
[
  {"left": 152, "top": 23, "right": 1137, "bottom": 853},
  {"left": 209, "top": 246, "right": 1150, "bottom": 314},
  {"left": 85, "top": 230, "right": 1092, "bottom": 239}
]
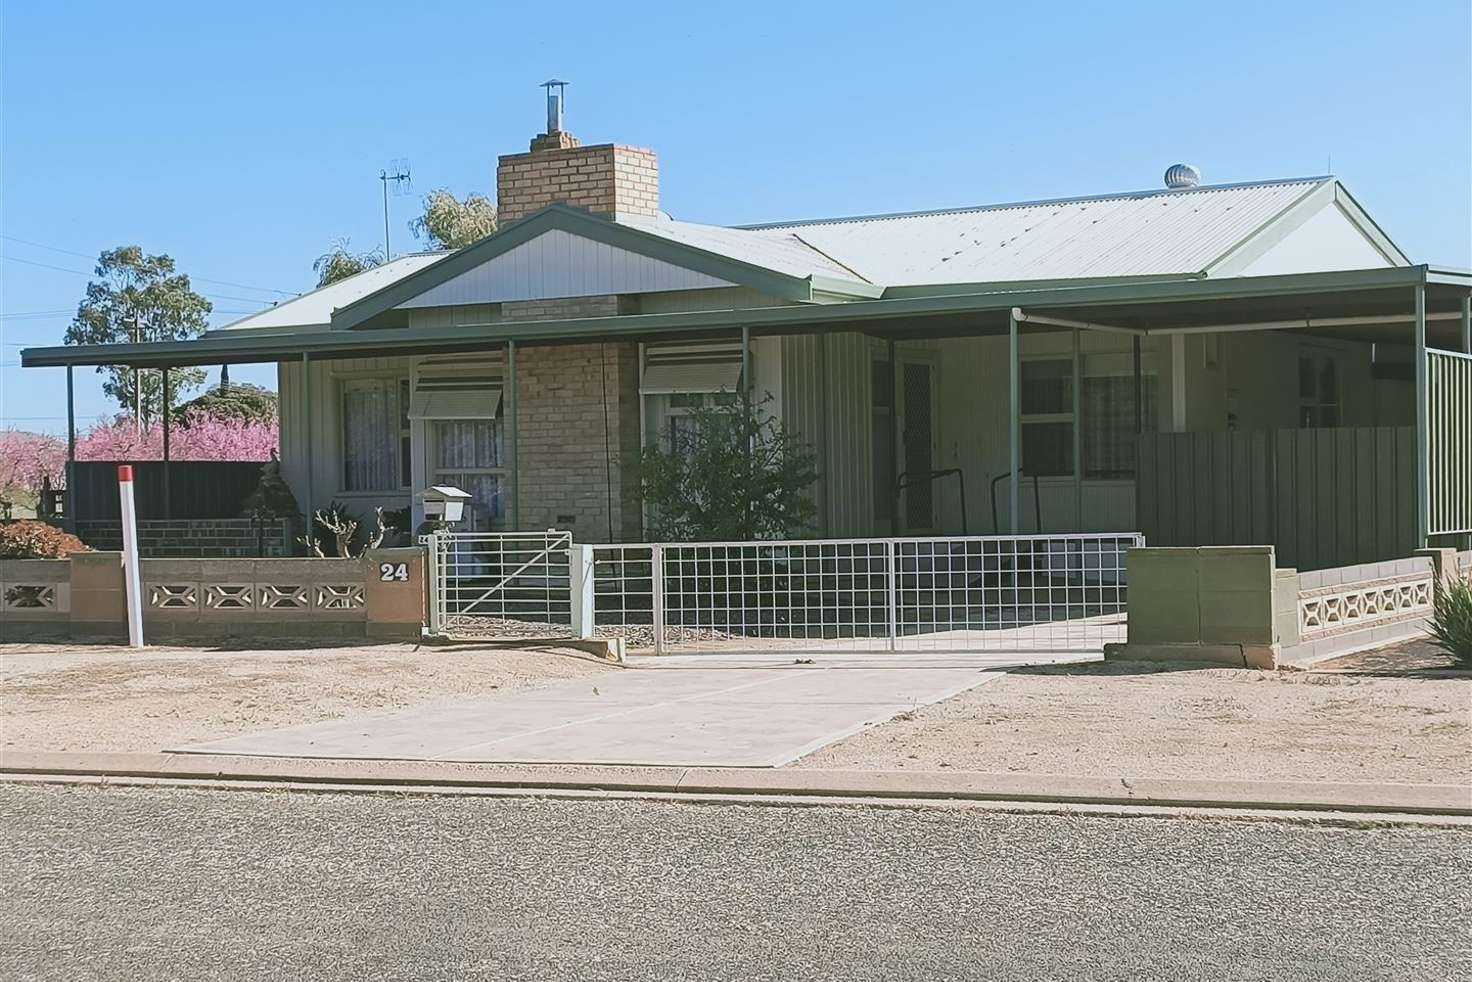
[{"left": 1427, "top": 577, "right": 1472, "bottom": 668}]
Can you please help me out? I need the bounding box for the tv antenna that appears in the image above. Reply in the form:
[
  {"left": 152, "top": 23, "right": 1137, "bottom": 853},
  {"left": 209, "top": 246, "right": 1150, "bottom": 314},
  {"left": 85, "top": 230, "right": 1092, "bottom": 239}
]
[{"left": 379, "top": 158, "right": 412, "bottom": 260}]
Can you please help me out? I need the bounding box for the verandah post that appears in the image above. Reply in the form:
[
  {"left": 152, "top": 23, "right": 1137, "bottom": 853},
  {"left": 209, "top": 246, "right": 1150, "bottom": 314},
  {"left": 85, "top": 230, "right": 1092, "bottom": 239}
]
[
  {"left": 507, "top": 339, "right": 519, "bottom": 530},
  {"left": 1008, "top": 309, "right": 1020, "bottom": 533},
  {"left": 888, "top": 337, "right": 900, "bottom": 532},
  {"left": 1072, "top": 328, "right": 1082, "bottom": 532},
  {"left": 161, "top": 366, "right": 171, "bottom": 520},
  {"left": 65, "top": 365, "right": 76, "bottom": 531},
  {"left": 1414, "top": 280, "right": 1429, "bottom": 548},
  {"left": 302, "top": 352, "right": 314, "bottom": 543}
]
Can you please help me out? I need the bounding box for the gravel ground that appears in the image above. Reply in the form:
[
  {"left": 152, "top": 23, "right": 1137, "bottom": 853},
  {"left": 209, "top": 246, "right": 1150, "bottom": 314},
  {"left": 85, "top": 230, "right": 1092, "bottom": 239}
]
[
  {"left": 0, "top": 641, "right": 610, "bottom": 753},
  {"left": 794, "top": 640, "right": 1472, "bottom": 784},
  {"left": 2, "top": 783, "right": 1469, "bottom": 981}
]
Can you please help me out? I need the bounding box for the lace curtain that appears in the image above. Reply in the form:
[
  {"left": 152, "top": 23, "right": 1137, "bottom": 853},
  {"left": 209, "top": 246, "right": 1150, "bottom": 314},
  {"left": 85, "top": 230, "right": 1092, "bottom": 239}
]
[{"left": 342, "top": 379, "right": 398, "bottom": 491}]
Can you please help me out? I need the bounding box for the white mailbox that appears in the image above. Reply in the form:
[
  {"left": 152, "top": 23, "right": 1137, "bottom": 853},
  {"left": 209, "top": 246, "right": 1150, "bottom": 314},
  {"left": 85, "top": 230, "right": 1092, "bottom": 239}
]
[{"left": 418, "top": 485, "right": 473, "bottom": 524}]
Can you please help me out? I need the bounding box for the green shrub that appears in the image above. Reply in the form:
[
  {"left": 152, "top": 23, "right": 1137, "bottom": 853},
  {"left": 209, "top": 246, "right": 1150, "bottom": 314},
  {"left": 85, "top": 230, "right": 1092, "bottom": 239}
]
[
  {"left": 242, "top": 457, "right": 299, "bottom": 520},
  {"left": 0, "top": 521, "right": 90, "bottom": 559},
  {"left": 1427, "top": 577, "right": 1472, "bottom": 668},
  {"left": 639, "top": 394, "right": 817, "bottom": 541}
]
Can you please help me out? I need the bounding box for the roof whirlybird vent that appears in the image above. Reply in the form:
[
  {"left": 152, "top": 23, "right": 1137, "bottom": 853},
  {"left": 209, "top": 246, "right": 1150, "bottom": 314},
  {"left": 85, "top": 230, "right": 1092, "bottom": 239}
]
[{"left": 1164, "top": 163, "right": 1201, "bottom": 189}]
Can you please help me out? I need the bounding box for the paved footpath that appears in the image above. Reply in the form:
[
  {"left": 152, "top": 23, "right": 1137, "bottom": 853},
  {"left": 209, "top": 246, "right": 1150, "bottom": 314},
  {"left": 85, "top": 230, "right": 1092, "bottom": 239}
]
[
  {"left": 176, "top": 665, "right": 999, "bottom": 767},
  {"left": 3, "top": 783, "right": 1469, "bottom": 981}
]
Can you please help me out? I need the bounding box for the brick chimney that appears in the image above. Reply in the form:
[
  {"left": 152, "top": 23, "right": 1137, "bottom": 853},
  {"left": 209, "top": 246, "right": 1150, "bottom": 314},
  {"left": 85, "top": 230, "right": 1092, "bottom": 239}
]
[{"left": 496, "top": 81, "right": 659, "bottom": 224}]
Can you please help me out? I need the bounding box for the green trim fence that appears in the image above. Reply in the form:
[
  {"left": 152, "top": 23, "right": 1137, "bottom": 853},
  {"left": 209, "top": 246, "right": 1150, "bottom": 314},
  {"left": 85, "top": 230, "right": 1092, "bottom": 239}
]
[
  {"left": 1137, "top": 427, "right": 1419, "bottom": 572},
  {"left": 1428, "top": 349, "right": 1472, "bottom": 536}
]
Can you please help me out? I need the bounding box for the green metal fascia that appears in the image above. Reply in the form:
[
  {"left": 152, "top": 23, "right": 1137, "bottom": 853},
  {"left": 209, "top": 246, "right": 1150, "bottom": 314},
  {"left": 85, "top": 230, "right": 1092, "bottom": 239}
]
[
  {"left": 880, "top": 272, "right": 1204, "bottom": 299},
  {"left": 22, "top": 265, "right": 1433, "bottom": 370},
  {"left": 808, "top": 274, "right": 884, "bottom": 299},
  {"left": 328, "top": 204, "right": 826, "bottom": 329},
  {"left": 1426, "top": 267, "right": 1472, "bottom": 288}
]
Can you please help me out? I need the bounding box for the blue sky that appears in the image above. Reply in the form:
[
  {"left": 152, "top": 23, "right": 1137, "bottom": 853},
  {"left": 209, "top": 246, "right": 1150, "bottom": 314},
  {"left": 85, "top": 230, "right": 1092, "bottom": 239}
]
[{"left": 4, "top": 0, "right": 1470, "bottom": 434}]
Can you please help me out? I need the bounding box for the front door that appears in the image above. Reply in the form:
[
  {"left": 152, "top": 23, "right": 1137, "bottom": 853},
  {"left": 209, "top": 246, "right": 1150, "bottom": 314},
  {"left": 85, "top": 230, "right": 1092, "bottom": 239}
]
[{"left": 899, "top": 360, "right": 936, "bottom": 533}]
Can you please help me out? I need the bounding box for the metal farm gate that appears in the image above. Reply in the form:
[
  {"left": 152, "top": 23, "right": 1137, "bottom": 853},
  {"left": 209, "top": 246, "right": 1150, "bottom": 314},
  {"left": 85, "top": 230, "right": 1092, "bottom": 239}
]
[
  {"left": 427, "top": 531, "right": 1141, "bottom": 655},
  {"left": 425, "top": 530, "right": 573, "bottom": 637}
]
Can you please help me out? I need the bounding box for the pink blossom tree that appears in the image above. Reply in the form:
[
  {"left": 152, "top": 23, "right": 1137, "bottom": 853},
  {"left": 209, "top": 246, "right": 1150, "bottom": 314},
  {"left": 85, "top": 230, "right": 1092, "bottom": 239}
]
[
  {"left": 0, "top": 430, "right": 66, "bottom": 495},
  {"left": 76, "top": 415, "right": 278, "bottom": 462}
]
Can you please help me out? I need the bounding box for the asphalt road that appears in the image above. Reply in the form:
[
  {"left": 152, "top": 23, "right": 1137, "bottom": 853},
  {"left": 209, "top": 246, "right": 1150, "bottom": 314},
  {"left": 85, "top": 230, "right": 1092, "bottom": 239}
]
[{"left": 2, "top": 783, "right": 1469, "bottom": 981}]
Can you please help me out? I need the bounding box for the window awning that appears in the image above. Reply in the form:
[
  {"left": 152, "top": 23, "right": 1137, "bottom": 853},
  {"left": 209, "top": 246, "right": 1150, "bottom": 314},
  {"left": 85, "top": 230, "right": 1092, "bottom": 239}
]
[
  {"left": 408, "top": 387, "right": 503, "bottom": 420},
  {"left": 641, "top": 341, "right": 744, "bottom": 395}
]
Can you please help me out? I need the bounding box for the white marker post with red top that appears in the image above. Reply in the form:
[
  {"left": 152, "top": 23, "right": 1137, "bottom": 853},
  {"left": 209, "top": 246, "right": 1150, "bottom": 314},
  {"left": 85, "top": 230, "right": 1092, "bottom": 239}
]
[{"left": 118, "top": 464, "right": 145, "bottom": 648}]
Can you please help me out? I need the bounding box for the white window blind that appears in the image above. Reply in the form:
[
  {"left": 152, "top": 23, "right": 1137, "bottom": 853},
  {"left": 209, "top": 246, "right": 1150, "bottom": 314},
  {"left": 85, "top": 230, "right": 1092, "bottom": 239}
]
[
  {"left": 641, "top": 340, "right": 744, "bottom": 394},
  {"left": 410, "top": 356, "right": 504, "bottom": 420}
]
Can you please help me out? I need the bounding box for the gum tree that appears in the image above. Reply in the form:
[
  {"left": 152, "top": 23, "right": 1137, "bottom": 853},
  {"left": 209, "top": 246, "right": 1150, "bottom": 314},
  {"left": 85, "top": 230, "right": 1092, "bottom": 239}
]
[{"left": 64, "top": 246, "right": 211, "bottom": 424}]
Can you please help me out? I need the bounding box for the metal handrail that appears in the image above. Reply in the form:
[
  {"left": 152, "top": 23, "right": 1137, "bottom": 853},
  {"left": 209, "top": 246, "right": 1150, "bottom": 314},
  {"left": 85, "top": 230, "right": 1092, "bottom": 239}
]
[
  {"left": 896, "top": 468, "right": 967, "bottom": 535},
  {"left": 989, "top": 470, "right": 1042, "bottom": 534}
]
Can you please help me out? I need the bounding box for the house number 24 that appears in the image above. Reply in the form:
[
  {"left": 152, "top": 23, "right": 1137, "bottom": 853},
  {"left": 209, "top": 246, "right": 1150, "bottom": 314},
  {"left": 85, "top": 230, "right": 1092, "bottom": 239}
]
[{"left": 379, "top": 562, "right": 409, "bottom": 582}]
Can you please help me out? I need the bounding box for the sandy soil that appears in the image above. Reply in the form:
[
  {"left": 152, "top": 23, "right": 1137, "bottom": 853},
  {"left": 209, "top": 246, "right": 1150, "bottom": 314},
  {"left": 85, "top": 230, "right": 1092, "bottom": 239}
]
[
  {"left": 792, "top": 640, "right": 1472, "bottom": 785},
  {"left": 0, "top": 641, "right": 610, "bottom": 753}
]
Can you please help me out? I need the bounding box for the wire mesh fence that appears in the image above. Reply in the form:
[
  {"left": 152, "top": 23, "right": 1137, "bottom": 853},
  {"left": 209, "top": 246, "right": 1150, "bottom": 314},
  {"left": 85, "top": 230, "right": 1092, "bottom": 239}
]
[
  {"left": 426, "top": 530, "right": 573, "bottom": 637},
  {"left": 430, "top": 531, "right": 1140, "bottom": 653}
]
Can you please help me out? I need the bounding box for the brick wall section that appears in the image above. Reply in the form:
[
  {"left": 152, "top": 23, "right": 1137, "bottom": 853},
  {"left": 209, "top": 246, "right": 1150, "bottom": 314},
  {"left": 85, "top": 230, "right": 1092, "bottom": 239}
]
[
  {"left": 496, "top": 144, "right": 659, "bottom": 223},
  {"left": 74, "top": 519, "right": 293, "bottom": 558},
  {"left": 502, "top": 295, "right": 624, "bottom": 321},
  {"left": 514, "top": 331, "right": 642, "bottom": 543}
]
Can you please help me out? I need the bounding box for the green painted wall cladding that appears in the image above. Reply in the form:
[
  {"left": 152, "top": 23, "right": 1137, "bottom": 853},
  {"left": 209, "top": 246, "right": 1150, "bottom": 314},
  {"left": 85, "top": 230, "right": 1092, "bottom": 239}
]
[{"left": 1138, "top": 427, "right": 1418, "bottom": 572}]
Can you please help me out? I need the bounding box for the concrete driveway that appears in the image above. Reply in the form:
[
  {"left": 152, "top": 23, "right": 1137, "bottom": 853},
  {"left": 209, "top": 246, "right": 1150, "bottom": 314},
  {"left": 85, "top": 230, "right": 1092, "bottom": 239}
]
[{"left": 175, "top": 662, "right": 1004, "bottom": 767}]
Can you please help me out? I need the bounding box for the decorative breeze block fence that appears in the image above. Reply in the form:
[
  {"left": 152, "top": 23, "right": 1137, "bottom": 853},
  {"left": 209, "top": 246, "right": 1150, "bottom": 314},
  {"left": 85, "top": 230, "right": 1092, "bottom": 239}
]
[{"left": 1, "top": 548, "right": 423, "bottom": 641}]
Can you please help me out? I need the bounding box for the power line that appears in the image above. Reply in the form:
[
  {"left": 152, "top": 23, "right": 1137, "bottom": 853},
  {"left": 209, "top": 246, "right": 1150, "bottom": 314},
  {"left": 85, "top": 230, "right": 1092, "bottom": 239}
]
[
  {"left": 1, "top": 256, "right": 274, "bottom": 306},
  {"left": 0, "top": 309, "right": 74, "bottom": 319},
  {"left": 1, "top": 235, "right": 296, "bottom": 296},
  {"left": 1, "top": 414, "right": 105, "bottom": 421}
]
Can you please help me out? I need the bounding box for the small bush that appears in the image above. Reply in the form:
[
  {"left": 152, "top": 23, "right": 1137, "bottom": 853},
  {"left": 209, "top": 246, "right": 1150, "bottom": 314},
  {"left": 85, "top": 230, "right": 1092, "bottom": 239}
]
[
  {"left": 1427, "top": 577, "right": 1472, "bottom": 668},
  {"left": 0, "top": 521, "right": 91, "bottom": 559}
]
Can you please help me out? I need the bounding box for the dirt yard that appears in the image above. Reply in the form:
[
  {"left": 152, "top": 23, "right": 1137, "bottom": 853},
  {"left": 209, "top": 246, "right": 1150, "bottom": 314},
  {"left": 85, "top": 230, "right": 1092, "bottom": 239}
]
[
  {"left": 0, "top": 641, "right": 610, "bottom": 753},
  {"left": 793, "top": 640, "right": 1472, "bottom": 785}
]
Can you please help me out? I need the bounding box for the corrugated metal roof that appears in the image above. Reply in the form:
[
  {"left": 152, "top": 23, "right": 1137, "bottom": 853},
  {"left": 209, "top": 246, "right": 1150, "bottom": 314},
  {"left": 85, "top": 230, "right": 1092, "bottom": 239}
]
[
  {"left": 616, "top": 214, "right": 870, "bottom": 285},
  {"left": 215, "top": 252, "right": 451, "bottom": 332},
  {"left": 742, "top": 178, "right": 1331, "bottom": 286}
]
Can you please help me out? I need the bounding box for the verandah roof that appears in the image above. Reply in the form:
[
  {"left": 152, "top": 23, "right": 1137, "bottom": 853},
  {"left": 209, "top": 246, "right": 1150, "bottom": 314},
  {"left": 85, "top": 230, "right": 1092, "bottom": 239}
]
[{"left": 20, "top": 264, "right": 1472, "bottom": 370}]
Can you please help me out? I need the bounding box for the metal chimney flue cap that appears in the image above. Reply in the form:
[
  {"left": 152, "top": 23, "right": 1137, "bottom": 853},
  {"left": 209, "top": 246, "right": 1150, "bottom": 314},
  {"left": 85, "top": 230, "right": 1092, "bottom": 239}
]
[
  {"left": 1164, "top": 163, "right": 1201, "bottom": 189},
  {"left": 541, "top": 79, "right": 569, "bottom": 133}
]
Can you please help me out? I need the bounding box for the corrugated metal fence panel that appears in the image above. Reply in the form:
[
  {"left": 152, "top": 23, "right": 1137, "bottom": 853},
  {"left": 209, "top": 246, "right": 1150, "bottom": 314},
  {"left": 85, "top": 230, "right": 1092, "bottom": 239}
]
[
  {"left": 1428, "top": 351, "right": 1472, "bottom": 535},
  {"left": 68, "top": 461, "right": 267, "bottom": 521},
  {"left": 1139, "top": 427, "right": 1416, "bottom": 571}
]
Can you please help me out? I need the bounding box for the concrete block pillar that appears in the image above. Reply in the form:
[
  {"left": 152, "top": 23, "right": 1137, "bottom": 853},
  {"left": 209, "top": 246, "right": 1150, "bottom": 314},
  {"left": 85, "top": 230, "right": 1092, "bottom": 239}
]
[
  {"left": 1106, "top": 545, "right": 1283, "bottom": 669},
  {"left": 1414, "top": 547, "right": 1459, "bottom": 598}
]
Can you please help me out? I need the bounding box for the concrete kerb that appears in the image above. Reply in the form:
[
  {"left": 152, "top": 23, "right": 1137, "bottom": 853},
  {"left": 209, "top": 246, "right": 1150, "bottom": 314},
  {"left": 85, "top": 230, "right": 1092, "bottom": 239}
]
[
  {"left": 3, "top": 751, "right": 1468, "bottom": 818},
  {"left": 420, "top": 635, "right": 626, "bottom": 663}
]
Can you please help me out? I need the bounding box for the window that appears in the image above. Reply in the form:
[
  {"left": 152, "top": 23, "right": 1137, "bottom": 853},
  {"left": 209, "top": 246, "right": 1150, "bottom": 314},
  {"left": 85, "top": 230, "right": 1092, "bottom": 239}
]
[
  {"left": 871, "top": 359, "right": 894, "bottom": 521},
  {"left": 1081, "top": 372, "right": 1156, "bottom": 479},
  {"left": 398, "top": 379, "right": 412, "bottom": 488},
  {"left": 433, "top": 418, "right": 506, "bottom": 529},
  {"left": 1020, "top": 359, "right": 1073, "bottom": 477},
  {"left": 660, "top": 392, "right": 737, "bottom": 458},
  {"left": 1299, "top": 352, "right": 1340, "bottom": 428},
  {"left": 341, "top": 378, "right": 409, "bottom": 492},
  {"left": 1019, "top": 354, "right": 1159, "bottom": 480}
]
